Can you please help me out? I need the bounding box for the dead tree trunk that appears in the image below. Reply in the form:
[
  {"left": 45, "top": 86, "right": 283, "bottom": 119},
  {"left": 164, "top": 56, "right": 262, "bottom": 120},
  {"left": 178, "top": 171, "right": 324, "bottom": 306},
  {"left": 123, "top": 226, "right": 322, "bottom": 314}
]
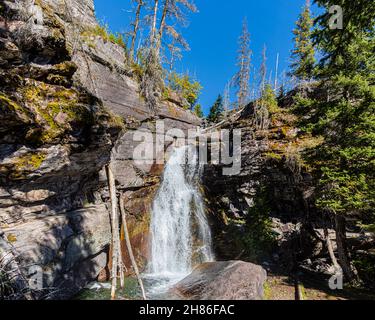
[
  {"left": 157, "top": 0, "right": 169, "bottom": 52},
  {"left": 106, "top": 165, "right": 120, "bottom": 300},
  {"left": 151, "top": 0, "right": 159, "bottom": 46},
  {"left": 130, "top": 0, "right": 144, "bottom": 60},
  {"left": 324, "top": 227, "right": 341, "bottom": 274},
  {"left": 119, "top": 195, "right": 147, "bottom": 300},
  {"left": 334, "top": 214, "right": 358, "bottom": 283}
]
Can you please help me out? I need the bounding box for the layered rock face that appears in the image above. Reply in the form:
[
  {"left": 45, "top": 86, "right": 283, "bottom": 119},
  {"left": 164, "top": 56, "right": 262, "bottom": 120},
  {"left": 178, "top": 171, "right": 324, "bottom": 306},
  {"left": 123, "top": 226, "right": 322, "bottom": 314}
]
[
  {"left": 0, "top": 0, "right": 200, "bottom": 299},
  {"left": 202, "top": 98, "right": 322, "bottom": 271}
]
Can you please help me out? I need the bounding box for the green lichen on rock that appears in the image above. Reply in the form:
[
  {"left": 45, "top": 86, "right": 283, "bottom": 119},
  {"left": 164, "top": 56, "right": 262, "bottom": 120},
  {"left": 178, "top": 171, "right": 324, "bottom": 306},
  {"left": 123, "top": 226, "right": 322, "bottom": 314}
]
[
  {"left": 0, "top": 92, "right": 22, "bottom": 112},
  {"left": 0, "top": 92, "right": 29, "bottom": 118},
  {"left": 21, "top": 80, "right": 93, "bottom": 143},
  {"left": 0, "top": 91, "right": 32, "bottom": 130},
  {"left": 6, "top": 234, "right": 17, "bottom": 243},
  {"left": 105, "top": 110, "right": 125, "bottom": 130},
  {"left": 34, "top": 0, "right": 64, "bottom": 31},
  {"left": 46, "top": 74, "right": 69, "bottom": 86},
  {"left": 4, "top": 151, "right": 47, "bottom": 180},
  {"left": 52, "top": 61, "right": 77, "bottom": 76},
  {"left": 19, "top": 152, "right": 46, "bottom": 170}
]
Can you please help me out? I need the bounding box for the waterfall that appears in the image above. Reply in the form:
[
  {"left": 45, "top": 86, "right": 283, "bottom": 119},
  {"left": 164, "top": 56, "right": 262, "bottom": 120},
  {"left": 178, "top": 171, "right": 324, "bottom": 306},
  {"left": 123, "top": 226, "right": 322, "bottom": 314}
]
[{"left": 145, "top": 145, "right": 214, "bottom": 292}]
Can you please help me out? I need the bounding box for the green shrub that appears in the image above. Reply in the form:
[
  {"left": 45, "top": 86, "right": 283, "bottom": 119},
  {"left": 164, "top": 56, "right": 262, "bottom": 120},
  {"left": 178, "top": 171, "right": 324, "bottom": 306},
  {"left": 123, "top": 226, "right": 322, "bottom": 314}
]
[
  {"left": 242, "top": 187, "right": 277, "bottom": 261},
  {"left": 168, "top": 72, "right": 202, "bottom": 110},
  {"left": 81, "top": 24, "right": 127, "bottom": 49}
]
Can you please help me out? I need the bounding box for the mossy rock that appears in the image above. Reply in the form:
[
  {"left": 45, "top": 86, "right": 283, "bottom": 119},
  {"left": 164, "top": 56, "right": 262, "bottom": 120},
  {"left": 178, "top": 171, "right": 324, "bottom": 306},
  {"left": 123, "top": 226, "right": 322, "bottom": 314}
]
[
  {"left": 0, "top": 92, "right": 31, "bottom": 124},
  {"left": 1, "top": 151, "right": 47, "bottom": 180},
  {"left": 52, "top": 61, "right": 77, "bottom": 77},
  {"left": 34, "top": 0, "right": 64, "bottom": 30},
  {"left": 46, "top": 74, "right": 70, "bottom": 86},
  {"left": 21, "top": 80, "right": 93, "bottom": 143},
  {"left": 6, "top": 233, "right": 17, "bottom": 243},
  {"left": 81, "top": 25, "right": 126, "bottom": 49}
]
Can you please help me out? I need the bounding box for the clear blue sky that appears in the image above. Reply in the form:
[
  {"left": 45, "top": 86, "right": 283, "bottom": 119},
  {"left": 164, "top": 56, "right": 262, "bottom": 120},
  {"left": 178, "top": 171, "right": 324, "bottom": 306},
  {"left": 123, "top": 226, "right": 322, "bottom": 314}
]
[{"left": 94, "top": 0, "right": 317, "bottom": 115}]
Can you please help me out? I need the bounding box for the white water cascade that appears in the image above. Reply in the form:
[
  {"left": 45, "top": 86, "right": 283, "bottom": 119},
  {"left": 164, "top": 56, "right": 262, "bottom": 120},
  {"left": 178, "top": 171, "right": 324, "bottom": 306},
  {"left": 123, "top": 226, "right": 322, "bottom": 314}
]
[{"left": 145, "top": 146, "right": 214, "bottom": 294}]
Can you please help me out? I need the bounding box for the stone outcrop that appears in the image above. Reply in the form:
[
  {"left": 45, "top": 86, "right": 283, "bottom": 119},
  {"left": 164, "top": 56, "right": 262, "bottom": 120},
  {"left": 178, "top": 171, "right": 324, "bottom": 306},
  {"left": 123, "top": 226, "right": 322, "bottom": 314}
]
[
  {"left": 171, "top": 261, "right": 267, "bottom": 300},
  {"left": 202, "top": 97, "right": 324, "bottom": 271},
  {"left": 0, "top": 0, "right": 200, "bottom": 299}
]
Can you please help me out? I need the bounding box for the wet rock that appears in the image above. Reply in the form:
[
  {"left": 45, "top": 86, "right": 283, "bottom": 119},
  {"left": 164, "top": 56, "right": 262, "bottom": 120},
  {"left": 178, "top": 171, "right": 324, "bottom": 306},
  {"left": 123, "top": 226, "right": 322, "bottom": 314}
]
[{"left": 172, "top": 261, "right": 267, "bottom": 300}]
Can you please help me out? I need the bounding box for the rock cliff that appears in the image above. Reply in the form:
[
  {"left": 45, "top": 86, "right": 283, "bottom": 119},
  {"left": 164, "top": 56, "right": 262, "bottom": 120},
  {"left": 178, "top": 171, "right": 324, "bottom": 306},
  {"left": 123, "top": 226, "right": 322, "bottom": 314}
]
[
  {"left": 0, "top": 0, "right": 200, "bottom": 299},
  {"left": 202, "top": 92, "right": 325, "bottom": 274}
]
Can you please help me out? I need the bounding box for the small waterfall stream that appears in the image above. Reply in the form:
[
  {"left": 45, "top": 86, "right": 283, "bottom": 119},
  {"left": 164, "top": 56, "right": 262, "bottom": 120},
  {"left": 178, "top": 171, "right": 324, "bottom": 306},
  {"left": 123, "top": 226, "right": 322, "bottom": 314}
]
[{"left": 144, "top": 146, "right": 214, "bottom": 296}]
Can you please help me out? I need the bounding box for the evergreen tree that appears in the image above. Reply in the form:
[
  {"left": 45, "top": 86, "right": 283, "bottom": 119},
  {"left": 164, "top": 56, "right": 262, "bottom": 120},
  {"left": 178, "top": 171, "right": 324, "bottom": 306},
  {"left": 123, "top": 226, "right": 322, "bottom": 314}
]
[
  {"left": 234, "top": 18, "right": 251, "bottom": 109},
  {"left": 168, "top": 72, "right": 202, "bottom": 110},
  {"left": 290, "top": 0, "right": 315, "bottom": 81},
  {"left": 259, "top": 84, "right": 279, "bottom": 114},
  {"left": 207, "top": 95, "right": 224, "bottom": 123},
  {"left": 313, "top": 0, "right": 375, "bottom": 79},
  {"left": 299, "top": 0, "right": 375, "bottom": 282},
  {"left": 193, "top": 104, "right": 203, "bottom": 118}
]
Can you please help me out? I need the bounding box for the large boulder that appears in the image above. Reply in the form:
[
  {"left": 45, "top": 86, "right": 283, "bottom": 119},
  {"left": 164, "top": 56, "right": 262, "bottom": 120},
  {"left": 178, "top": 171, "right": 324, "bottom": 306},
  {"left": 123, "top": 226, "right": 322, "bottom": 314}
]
[{"left": 171, "top": 261, "right": 267, "bottom": 300}]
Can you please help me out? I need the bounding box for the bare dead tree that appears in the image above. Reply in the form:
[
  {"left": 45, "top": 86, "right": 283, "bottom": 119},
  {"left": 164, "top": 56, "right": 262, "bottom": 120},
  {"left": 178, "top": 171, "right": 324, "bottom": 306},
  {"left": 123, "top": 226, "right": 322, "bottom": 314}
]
[
  {"left": 156, "top": 0, "right": 197, "bottom": 53},
  {"left": 223, "top": 81, "right": 231, "bottom": 116},
  {"left": 324, "top": 226, "right": 341, "bottom": 274},
  {"left": 260, "top": 44, "right": 267, "bottom": 92},
  {"left": 233, "top": 18, "right": 251, "bottom": 109},
  {"left": 274, "top": 52, "right": 279, "bottom": 91},
  {"left": 166, "top": 37, "right": 182, "bottom": 72},
  {"left": 151, "top": 0, "right": 160, "bottom": 46},
  {"left": 130, "top": 0, "right": 145, "bottom": 61},
  {"left": 106, "top": 165, "right": 121, "bottom": 300}
]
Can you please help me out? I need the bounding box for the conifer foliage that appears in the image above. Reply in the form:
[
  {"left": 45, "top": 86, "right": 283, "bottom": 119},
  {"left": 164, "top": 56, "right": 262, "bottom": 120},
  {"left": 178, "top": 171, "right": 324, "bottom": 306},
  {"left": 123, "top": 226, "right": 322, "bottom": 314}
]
[
  {"left": 295, "top": 0, "right": 375, "bottom": 282},
  {"left": 207, "top": 95, "right": 224, "bottom": 123},
  {"left": 290, "top": 0, "right": 315, "bottom": 81}
]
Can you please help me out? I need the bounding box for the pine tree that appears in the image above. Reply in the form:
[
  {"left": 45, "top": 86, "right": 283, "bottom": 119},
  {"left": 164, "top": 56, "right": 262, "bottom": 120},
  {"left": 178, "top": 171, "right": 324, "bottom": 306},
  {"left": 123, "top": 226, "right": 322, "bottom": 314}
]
[
  {"left": 259, "top": 84, "right": 279, "bottom": 114},
  {"left": 290, "top": 0, "right": 315, "bottom": 81},
  {"left": 193, "top": 104, "right": 203, "bottom": 118},
  {"left": 234, "top": 18, "right": 251, "bottom": 109},
  {"left": 300, "top": 0, "right": 375, "bottom": 282},
  {"left": 313, "top": 0, "right": 375, "bottom": 79},
  {"left": 207, "top": 95, "right": 224, "bottom": 123}
]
